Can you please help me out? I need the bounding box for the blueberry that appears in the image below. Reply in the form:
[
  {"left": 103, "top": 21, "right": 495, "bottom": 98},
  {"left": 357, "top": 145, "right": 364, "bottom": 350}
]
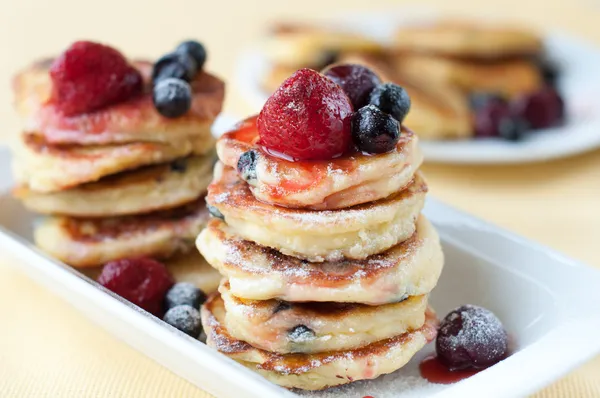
[
  {"left": 498, "top": 117, "right": 528, "bottom": 142},
  {"left": 152, "top": 52, "right": 197, "bottom": 83},
  {"left": 469, "top": 92, "right": 506, "bottom": 112},
  {"left": 163, "top": 304, "right": 202, "bottom": 337},
  {"left": 164, "top": 282, "right": 207, "bottom": 311},
  {"left": 368, "top": 82, "right": 411, "bottom": 123},
  {"left": 273, "top": 301, "right": 292, "bottom": 314},
  {"left": 288, "top": 325, "right": 315, "bottom": 343},
  {"left": 207, "top": 205, "right": 224, "bottom": 220},
  {"left": 237, "top": 150, "right": 258, "bottom": 183},
  {"left": 153, "top": 78, "right": 192, "bottom": 118},
  {"left": 170, "top": 158, "right": 188, "bottom": 173},
  {"left": 436, "top": 305, "right": 508, "bottom": 371},
  {"left": 351, "top": 105, "right": 400, "bottom": 154},
  {"left": 176, "top": 40, "right": 207, "bottom": 72}
]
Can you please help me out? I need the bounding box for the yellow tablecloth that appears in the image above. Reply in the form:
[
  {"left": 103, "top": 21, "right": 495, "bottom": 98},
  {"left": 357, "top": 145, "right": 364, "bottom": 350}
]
[{"left": 1, "top": 0, "right": 599, "bottom": 396}]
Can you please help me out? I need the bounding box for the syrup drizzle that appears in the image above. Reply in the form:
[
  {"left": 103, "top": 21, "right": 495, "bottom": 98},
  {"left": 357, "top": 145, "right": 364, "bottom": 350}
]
[{"left": 419, "top": 355, "right": 482, "bottom": 384}]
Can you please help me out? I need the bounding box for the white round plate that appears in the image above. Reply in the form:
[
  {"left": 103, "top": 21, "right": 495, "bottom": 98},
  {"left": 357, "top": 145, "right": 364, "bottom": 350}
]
[{"left": 235, "top": 11, "right": 600, "bottom": 164}]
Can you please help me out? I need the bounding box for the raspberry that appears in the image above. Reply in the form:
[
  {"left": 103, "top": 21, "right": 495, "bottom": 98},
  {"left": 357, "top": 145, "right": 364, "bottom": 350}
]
[
  {"left": 257, "top": 68, "right": 353, "bottom": 160},
  {"left": 97, "top": 257, "right": 174, "bottom": 316},
  {"left": 49, "top": 41, "right": 143, "bottom": 116}
]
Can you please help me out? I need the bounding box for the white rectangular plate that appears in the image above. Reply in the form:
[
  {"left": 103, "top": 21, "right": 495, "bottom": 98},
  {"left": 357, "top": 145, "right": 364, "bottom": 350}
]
[{"left": 1, "top": 145, "right": 600, "bottom": 398}]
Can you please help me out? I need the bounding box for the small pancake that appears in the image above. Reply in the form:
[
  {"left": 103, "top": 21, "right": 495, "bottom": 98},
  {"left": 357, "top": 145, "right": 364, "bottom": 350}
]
[
  {"left": 392, "top": 53, "right": 542, "bottom": 98},
  {"left": 217, "top": 116, "right": 422, "bottom": 210},
  {"left": 12, "top": 132, "right": 214, "bottom": 193},
  {"left": 197, "top": 215, "right": 443, "bottom": 304},
  {"left": 264, "top": 23, "right": 384, "bottom": 67},
  {"left": 15, "top": 153, "right": 215, "bottom": 217},
  {"left": 13, "top": 60, "right": 225, "bottom": 145},
  {"left": 34, "top": 199, "right": 209, "bottom": 268},
  {"left": 394, "top": 20, "right": 543, "bottom": 58},
  {"left": 202, "top": 292, "right": 438, "bottom": 390},
  {"left": 219, "top": 280, "right": 428, "bottom": 354},
  {"left": 336, "top": 53, "right": 472, "bottom": 140},
  {"left": 207, "top": 163, "right": 427, "bottom": 262}
]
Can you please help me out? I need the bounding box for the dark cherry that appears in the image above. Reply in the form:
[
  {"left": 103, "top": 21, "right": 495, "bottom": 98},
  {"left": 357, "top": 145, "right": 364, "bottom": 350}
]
[
  {"left": 368, "top": 82, "right": 411, "bottom": 123},
  {"left": 323, "top": 64, "right": 382, "bottom": 109},
  {"left": 163, "top": 305, "right": 202, "bottom": 337},
  {"left": 436, "top": 305, "right": 508, "bottom": 371},
  {"left": 207, "top": 205, "right": 224, "bottom": 220},
  {"left": 237, "top": 150, "right": 258, "bottom": 183},
  {"left": 288, "top": 325, "right": 315, "bottom": 343},
  {"left": 352, "top": 105, "right": 400, "bottom": 154},
  {"left": 473, "top": 100, "right": 511, "bottom": 138},
  {"left": 511, "top": 87, "right": 564, "bottom": 130},
  {"left": 164, "top": 282, "right": 207, "bottom": 311}
]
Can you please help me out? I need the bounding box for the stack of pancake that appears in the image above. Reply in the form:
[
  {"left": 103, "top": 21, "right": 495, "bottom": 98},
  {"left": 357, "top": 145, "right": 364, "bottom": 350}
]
[
  {"left": 11, "top": 59, "right": 225, "bottom": 268},
  {"left": 197, "top": 116, "right": 445, "bottom": 390},
  {"left": 261, "top": 19, "right": 547, "bottom": 140}
]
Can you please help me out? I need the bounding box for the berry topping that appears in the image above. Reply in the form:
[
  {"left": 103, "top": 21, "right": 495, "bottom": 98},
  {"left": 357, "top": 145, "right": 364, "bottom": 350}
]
[
  {"left": 163, "top": 305, "right": 202, "bottom": 337},
  {"left": 352, "top": 105, "right": 400, "bottom": 154},
  {"left": 369, "top": 82, "right": 411, "bottom": 123},
  {"left": 237, "top": 150, "right": 258, "bottom": 183},
  {"left": 473, "top": 98, "right": 523, "bottom": 140},
  {"left": 323, "top": 63, "right": 381, "bottom": 109},
  {"left": 152, "top": 78, "right": 192, "bottom": 118},
  {"left": 257, "top": 68, "right": 353, "bottom": 160},
  {"left": 175, "top": 40, "right": 207, "bottom": 72},
  {"left": 97, "top": 257, "right": 174, "bottom": 316},
  {"left": 49, "top": 41, "right": 143, "bottom": 116},
  {"left": 468, "top": 92, "right": 505, "bottom": 112},
  {"left": 511, "top": 87, "right": 564, "bottom": 130},
  {"left": 152, "top": 52, "right": 197, "bottom": 83},
  {"left": 164, "top": 282, "right": 207, "bottom": 311},
  {"left": 436, "top": 305, "right": 508, "bottom": 371},
  {"left": 207, "top": 205, "right": 225, "bottom": 220},
  {"left": 498, "top": 117, "right": 528, "bottom": 142},
  {"left": 288, "top": 325, "right": 315, "bottom": 343}
]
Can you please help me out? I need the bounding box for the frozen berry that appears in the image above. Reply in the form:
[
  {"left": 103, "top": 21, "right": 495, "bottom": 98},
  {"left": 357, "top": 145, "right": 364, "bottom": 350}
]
[
  {"left": 498, "top": 117, "right": 528, "bottom": 142},
  {"left": 163, "top": 305, "right": 202, "bottom": 337},
  {"left": 352, "top": 105, "right": 400, "bottom": 154},
  {"left": 323, "top": 64, "right": 381, "bottom": 109},
  {"left": 49, "top": 41, "right": 143, "bottom": 116},
  {"left": 176, "top": 40, "right": 207, "bottom": 72},
  {"left": 511, "top": 87, "right": 564, "bottom": 130},
  {"left": 288, "top": 325, "right": 315, "bottom": 343},
  {"left": 207, "top": 205, "right": 224, "bottom": 220},
  {"left": 98, "top": 257, "right": 174, "bottom": 316},
  {"left": 369, "top": 82, "right": 411, "bottom": 123},
  {"left": 436, "top": 305, "right": 508, "bottom": 371},
  {"left": 153, "top": 78, "right": 192, "bottom": 118},
  {"left": 165, "top": 282, "right": 206, "bottom": 311},
  {"left": 257, "top": 68, "right": 353, "bottom": 160},
  {"left": 237, "top": 150, "right": 258, "bottom": 183},
  {"left": 152, "top": 52, "right": 197, "bottom": 83}
]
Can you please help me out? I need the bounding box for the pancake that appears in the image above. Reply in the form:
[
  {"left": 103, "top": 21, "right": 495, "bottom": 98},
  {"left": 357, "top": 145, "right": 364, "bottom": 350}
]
[
  {"left": 394, "top": 20, "right": 543, "bottom": 58},
  {"left": 207, "top": 163, "right": 427, "bottom": 262},
  {"left": 12, "top": 132, "right": 215, "bottom": 193},
  {"left": 217, "top": 116, "right": 423, "bottom": 210},
  {"left": 392, "top": 53, "right": 542, "bottom": 98},
  {"left": 197, "top": 215, "right": 443, "bottom": 304},
  {"left": 202, "top": 292, "right": 438, "bottom": 390},
  {"left": 13, "top": 59, "right": 225, "bottom": 145},
  {"left": 336, "top": 53, "right": 472, "bottom": 140},
  {"left": 15, "top": 153, "right": 215, "bottom": 217},
  {"left": 219, "top": 280, "right": 428, "bottom": 354},
  {"left": 264, "top": 23, "right": 384, "bottom": 68},
  {"left": 34, "top": 199, "right": 209, "bottom": 268}
]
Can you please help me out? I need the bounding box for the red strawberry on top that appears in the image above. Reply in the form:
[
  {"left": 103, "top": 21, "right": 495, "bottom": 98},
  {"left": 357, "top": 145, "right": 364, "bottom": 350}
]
[
  {"left": 257, "top": 68, "right": 353, "bottom": 161},
  {"left": 49, "top": 41, "right": 143, "bottom": 116}
]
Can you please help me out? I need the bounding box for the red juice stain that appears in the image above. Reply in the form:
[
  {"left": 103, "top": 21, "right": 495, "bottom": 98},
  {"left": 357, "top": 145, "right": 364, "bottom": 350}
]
[{"left": 419, "top": 355, "right": 481, "bottom": 384}]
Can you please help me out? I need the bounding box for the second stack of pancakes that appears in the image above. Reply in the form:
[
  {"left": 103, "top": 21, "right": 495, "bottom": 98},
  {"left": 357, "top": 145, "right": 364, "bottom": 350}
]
[
  {"left": 11, "top": 59, "right": 224, "bottom": 268},
  {"left": 198, "top": 111, "right": 445, "bottom": 389}
]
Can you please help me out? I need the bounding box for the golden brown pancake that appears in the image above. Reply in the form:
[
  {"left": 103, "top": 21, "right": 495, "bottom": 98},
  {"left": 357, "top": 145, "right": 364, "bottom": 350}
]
[
  {"left": 219, "top": 279, "right": 428, "bottom": 354},
  {"left": 217, "top": 116, "right": 422, "bottom": 210},
  {"left": 13, "top": 60, "right": 225, "bottom": 145},
  {"left": 197, "top": 215, "right": 443, "bottom": 305},
  {"left": 202, "top": 292, "right": 438, "bottom": 390},
  {"left": 34, "top": 199, "right": 209, "bottom": 268},
  {"left": 206, "top": 163, "right": 427, "bottom": 262},
  {"left": 394, "top": 20, "right": 543, "bottom": 58},
  {"left": 15, "top": 153, "right": 215, "bottom": 217}
]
